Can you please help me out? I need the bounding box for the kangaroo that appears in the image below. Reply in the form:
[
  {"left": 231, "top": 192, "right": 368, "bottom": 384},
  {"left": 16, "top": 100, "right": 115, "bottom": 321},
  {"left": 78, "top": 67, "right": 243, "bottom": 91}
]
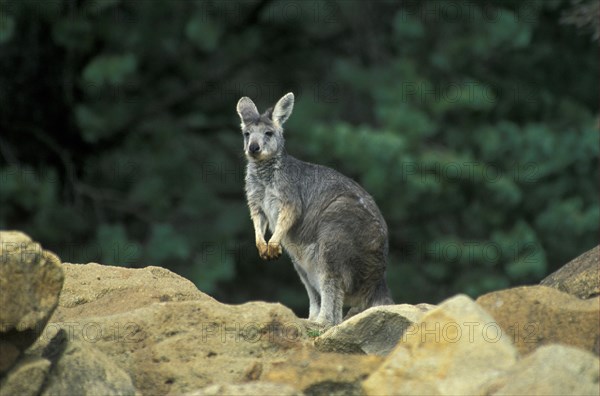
[{"left": 237, "top": 92, "right": 394, "bottom": 326}]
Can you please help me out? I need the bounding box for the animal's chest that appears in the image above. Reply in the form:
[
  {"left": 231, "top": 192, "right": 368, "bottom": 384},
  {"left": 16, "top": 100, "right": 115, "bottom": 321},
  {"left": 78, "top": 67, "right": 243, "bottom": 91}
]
[{"left": 260, "top": 187, "right": 281, "bottom": 230}]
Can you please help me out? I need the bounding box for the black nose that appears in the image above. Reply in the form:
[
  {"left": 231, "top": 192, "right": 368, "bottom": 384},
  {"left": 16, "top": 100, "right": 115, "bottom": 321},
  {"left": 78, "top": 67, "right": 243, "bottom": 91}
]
[{"left": 249, "top": 143, "right": 260, "bottom": 154}]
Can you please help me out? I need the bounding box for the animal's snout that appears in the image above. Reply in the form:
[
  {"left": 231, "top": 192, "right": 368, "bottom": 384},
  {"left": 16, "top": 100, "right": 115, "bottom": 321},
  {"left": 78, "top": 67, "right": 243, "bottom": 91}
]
[{"left": 249, "top": 143, "right": 260, "bottom": 154}]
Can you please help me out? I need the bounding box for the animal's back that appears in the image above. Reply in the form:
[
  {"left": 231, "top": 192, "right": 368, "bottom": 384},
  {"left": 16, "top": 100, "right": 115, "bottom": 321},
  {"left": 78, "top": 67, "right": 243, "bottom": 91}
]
[
  {"left": 281, "top": 155, "right": 389, "bottom": 297},
  {"left": 282, "top": 155, "right": 386, "bottom": 241}
]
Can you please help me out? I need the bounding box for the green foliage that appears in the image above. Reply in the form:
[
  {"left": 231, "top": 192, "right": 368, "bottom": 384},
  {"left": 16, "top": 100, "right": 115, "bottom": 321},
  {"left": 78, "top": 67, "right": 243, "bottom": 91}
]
[
  {"left": 186, "top": 16, "right": 223, "bottom": 52},
  {"left": 0, "top": 14, "right": 14, "bottom": 43},
  {"left": 0, "top": 0, "right": 597, "bottom": 315},
  {"left": 83, "top": 54, "right": 138, "bottom": 87},
  {"left": 96, "top": 223, "right": 141, "bottom": 265}
]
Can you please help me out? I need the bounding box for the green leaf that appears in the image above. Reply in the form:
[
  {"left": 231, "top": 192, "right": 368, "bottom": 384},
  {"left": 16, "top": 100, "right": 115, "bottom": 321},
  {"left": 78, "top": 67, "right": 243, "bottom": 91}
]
[
  {"left": 84, "top": 0, "right": 121, "bottom": 14},
  {"left": 83, "top": 53, "right": 138, "bottom": 87},
  {"left": 185, "top": 16, "right": 222, "bottom": 52},
  {"left": 0, "top": 14, "right": 14, "bottom": 44},
  {"left": 192, "top": 248, "right": 235, "bottom": 293},
  {"left": 96, "top": 224, "right": 141, "bottom": 266},
  {"left": 75, "top": 105, "right": 108, "bottom": 143},
  {"left": 52, "top": 17, "right": 93, "bottom": 50},
  {"left": 506, "top": 244, "right": 546, "bottom": 279},
  {"left": 146, "top": 224, "right": 190, "bottom": 263},
  {"left": 393, "top": 13, "right": 424, "bottom": 40}
]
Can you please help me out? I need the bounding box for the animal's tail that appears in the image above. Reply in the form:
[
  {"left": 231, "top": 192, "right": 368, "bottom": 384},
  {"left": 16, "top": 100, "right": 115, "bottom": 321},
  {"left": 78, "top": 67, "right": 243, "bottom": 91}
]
[{"left": 368, "top": 277, "right": 394, "bottom": 307}]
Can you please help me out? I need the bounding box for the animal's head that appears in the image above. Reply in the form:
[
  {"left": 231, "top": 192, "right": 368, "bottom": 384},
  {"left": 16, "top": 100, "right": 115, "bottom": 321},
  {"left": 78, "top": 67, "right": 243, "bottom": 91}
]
[{"left": 236, "top": 92, "right": 294, "bottom": 161}]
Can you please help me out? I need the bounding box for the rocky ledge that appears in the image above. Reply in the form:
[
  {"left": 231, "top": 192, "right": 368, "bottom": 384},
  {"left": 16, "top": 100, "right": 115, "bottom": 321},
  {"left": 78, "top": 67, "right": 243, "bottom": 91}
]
[{"left": 1, "top": 231, "right": 598, "bottom": 395}]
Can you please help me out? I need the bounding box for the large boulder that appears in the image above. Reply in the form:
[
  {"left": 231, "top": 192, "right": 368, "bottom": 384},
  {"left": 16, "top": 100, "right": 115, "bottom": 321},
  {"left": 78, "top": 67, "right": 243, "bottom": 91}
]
[
  {"left": 0, "top": 342, "right": 20, "bottom": 378},
  {"left": 489, "top": 344, "right": 600, "bottom": 395},
  {"left": 54, "top": 262, "right": 215, "bottom": 320},
  {"left": 0, "top": 231, "right": 64, "bottom": 373},
  {"left": 42, "top": 262, "right": 309, "bottom": 395},
  {"left": 541, "top": 245, "right": 599, "bottom": 299},
  {"left": 262, "top": 348, "right": 383, "bottom": 395},
  {"left": 362, "top": 295, "right": 518, "bottom": 395},
  {"left": 187, "top": 382, "right": 303, "bottom": 396},
  {"left": 58, "top": 300, "right": 307, "bottom": 395},
  {"left": 38, "top": 331, "right": 136, "bottom": 396},
  {"left": 477, "top": 285, "right": 600, "bottom": 355},
  {"left": 314, "top": 304, "right": 435, "bottom": 355},
  {"left": 0, "top": 357, "right": 51, "bottom": 396}
]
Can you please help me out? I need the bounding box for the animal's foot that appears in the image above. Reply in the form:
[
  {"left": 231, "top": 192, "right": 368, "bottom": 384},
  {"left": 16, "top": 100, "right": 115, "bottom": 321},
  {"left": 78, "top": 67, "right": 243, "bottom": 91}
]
[
  {"left": 258, "top": 240, "right": 282, "bottom": 260},
  {"left": 256, "top": 240, "right": 269, "bottom": 260},
  {"left": 314, "top": 315, "right": 338, "bottom": 328},
  {"left": 300, "top": 319, "right": 330, "bottom": 336},
  {"left": 265, "top": 241, "right": 282, "bottom": 260}
]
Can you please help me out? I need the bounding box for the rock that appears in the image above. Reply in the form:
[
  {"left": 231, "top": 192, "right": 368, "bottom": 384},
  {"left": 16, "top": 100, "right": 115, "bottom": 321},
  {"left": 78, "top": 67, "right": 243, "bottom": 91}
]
[
  {"left": 0, "top": 341, "right": 21, "bottom": 374},
  {"left": 46, "top": 294, "right": 308, "bottom": 395},
  {"left": 314, "top": 304, "right": 435, "bottom": 356},
  {"left": 0, "top": 357, "right": 51, "bottom": 396},
  {"left": 3, "top": 230, "right": 599, "bottom": 395},
  {"left": 39, "top": 331, "right": 137, "bottom": 396},
  {"left": 489, "top": 344, "right": 600, "bottom": 395},
  {"left": 54, "top": 263, "right": 215, "bottom": 321},
  {"left": 541, "top": 245, "right": 599, "bottom": 299},
  {"left": 263, "top": 348, "right": 383, "bottom": 395},
  {"left": 44, "top": 262, "right": 312, "bottom": 394},
  {"left": 362, "top": 294, "right": 518, "bottom": 396},
  {"left": 0, "top": 231, "right": 64, "bottom": 372},
  {"left": 187, "top": 382, "right": 303, "bottom": 396},
  {"left": 476, "top": 285, "right": 600, "bottom": 355}
]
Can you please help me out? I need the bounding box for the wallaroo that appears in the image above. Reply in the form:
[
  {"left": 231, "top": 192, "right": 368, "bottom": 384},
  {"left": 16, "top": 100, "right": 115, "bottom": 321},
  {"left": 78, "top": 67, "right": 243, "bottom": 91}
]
[{"left": 237, "top": 92, "right": 394, "bottom": 326}]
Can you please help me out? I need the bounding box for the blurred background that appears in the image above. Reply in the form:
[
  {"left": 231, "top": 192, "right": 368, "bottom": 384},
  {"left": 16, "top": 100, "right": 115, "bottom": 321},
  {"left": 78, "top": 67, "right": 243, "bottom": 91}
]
[{"left": 0, "top": 0, "right": 598, "bottom": 317}]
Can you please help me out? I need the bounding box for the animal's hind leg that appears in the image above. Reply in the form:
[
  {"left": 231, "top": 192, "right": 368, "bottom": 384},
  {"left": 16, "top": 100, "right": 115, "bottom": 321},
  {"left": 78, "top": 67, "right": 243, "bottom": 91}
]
[
  {"left": 316, "top": 276, "right": 344, "bottom": 326},
  {"left": 293, "top": 261, "right": 321, "bottom": 320}
]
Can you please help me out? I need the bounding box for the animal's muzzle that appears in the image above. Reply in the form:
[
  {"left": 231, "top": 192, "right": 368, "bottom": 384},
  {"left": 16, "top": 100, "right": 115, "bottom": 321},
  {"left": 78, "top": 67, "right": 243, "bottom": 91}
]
[{"left": 249, "top": 143, "right": 260, "bottom": 154}]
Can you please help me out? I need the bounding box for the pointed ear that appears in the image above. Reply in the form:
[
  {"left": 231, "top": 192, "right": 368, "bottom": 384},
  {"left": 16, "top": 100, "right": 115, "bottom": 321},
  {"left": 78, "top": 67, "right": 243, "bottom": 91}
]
[
  {"left": 272, "top": 92, "right": 294, "bottom": 126},
  {"left": 236, "top": 97, "right": 259, "bottom": 128}
]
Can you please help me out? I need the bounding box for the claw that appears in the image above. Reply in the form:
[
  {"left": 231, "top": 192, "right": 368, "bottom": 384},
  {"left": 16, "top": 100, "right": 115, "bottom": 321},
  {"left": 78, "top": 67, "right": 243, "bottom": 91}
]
[
  {"left": 257, "top": 240, "right": 269, "bottom": 260},
  {"left": 257, "top": 240, "right": 282, "bottom": 260},
  {"left": 267, "top": 241, "right": 282, "bottom": 260}
]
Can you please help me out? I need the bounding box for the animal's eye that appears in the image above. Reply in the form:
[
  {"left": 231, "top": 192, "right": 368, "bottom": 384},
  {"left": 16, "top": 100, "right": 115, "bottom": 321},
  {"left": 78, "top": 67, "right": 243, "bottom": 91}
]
[
  {"left": 243, "top": 132, "right": 250, "bottom": 138},
  {"left": 265, "top": 131, "right": 274, "bottom": 137}
]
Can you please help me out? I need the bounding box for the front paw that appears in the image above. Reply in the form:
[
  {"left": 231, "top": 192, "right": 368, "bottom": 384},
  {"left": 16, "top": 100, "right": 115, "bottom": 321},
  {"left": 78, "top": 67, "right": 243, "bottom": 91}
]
[
  {"left": 265, "top": 241, "right": 282, "bottom": 260},
  {"left": 257, "top": 240, "right": 282, "bottom": 260},
  {"left": 256, "top": 240, "right": 269, "bottom": 260}
]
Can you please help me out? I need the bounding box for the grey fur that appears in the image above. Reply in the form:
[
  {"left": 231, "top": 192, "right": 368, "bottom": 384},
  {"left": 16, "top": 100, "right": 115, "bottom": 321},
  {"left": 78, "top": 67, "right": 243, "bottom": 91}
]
[{"left": 237, "top": 92, "right": 394, "bottom": 326}]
